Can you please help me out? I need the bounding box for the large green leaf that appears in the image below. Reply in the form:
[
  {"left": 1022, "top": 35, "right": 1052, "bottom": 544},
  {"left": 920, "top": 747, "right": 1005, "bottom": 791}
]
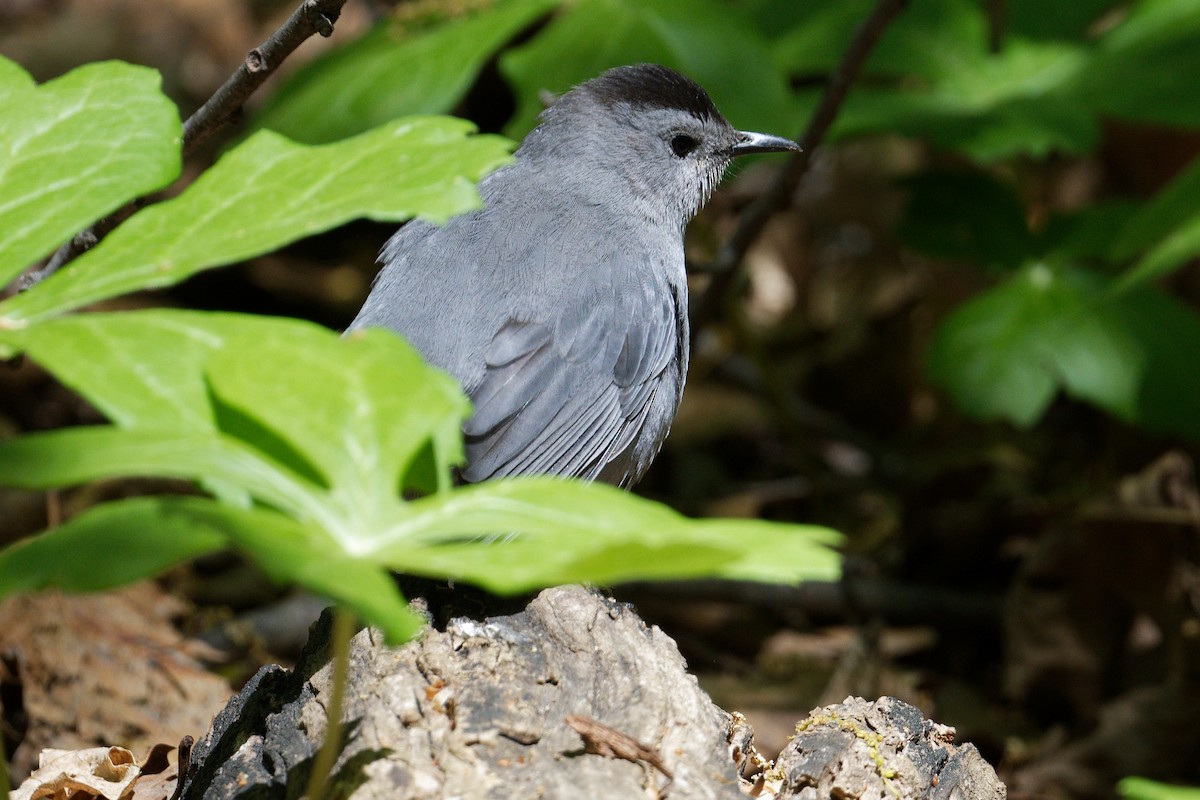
[
  {"left": 499, "top": 0, "right": 798, "bottom": 137},
  {"left": 3, "top": 310, "right": 842, "bottom": 641},
  {"left": 0, "top": 426, "right": 325, "bottom": 519},
  {"left": 205, "top": 324, "right": 470, "bottom": 530},
  {"left": 383, "top": 479, "right": 843, "bottom": 590},
  {"left": 929, "top": 264, "right": 1141, "bottom": 425},
  {"left": 0, "top": 497, "right": 226, "bottom": 595},
  {"left": 0, "top": 118, "right": 512, "bottom": 326},
  {"left": 751, "top": 0, "right": 988, "bottom": 80},
  {"left": 0, "top": 311, "right": 291, "bottom": 431},
  {"left": 252, "top": 0, "right": 561, "bottom": 144},
  {"left": 0, "top": 56, "right": 181, "bottom": 287},
  {"left": 929, "top": 263, "right": 1200, "bottom": 440},
  {"left": 830, "top": 37, "right": 1094, "bottom": 161},
  {"left": 764, "top": 0, "right": 1099, "bottom": 161}
]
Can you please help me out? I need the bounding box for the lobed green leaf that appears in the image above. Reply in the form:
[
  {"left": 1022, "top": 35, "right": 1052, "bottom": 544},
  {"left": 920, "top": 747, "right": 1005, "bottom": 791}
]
[
  {"left": 0, "top": 118, "right": 512, "bottom": 326},
  {"left": 0, "top": 57, "right": 181, "bottom": 288},
  {"left": 928, "top": 265, "right": 1141, "bottom": 425},
  {"left": 3, "top": 310, "right": 842, "bottom": 642},
  {"left": 0, "top": 497, "right": 226, "bottom": 596},
  {"left": 929, "top": 263, "right": 1200, "bottom": 439}
]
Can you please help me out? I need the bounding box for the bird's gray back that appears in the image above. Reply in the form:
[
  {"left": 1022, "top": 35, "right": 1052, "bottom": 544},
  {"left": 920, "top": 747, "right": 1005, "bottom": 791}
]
[{"left": 348, "top": 163, "right": 689, "bottom": 486}]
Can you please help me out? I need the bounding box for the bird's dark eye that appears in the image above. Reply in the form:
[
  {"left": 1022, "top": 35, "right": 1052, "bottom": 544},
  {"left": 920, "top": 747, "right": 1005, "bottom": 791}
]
[{"left": 670, "top": 134, "right": 698, "bottom": 158}]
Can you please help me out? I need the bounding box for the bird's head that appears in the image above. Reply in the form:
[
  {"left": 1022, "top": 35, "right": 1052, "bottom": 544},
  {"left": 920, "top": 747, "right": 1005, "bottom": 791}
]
[{"left": 517, "top": 64, "right": 800, "bottom": 227}]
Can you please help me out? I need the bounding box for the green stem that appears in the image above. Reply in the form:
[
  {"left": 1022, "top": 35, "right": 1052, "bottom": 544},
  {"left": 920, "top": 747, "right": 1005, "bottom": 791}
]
[{"left": 303, "top": 606, "right": 355, "bottom": 800}]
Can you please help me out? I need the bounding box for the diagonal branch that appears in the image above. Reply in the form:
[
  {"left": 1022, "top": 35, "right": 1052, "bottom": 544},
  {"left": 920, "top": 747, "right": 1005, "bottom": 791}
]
[
  {"left": 22, "top": 0, "right": 348, "bottom": 289},
  {"left": 693, "top": 0, "right": 909, "bottom": 325}
]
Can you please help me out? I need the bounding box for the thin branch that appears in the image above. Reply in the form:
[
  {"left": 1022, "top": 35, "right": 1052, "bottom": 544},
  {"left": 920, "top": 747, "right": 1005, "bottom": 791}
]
[
  {"left": 21, "top": 0, "right": 348, "bottom": 290},
  {"left": 693, "top": 0, "right": 909, "bottom": 326}
]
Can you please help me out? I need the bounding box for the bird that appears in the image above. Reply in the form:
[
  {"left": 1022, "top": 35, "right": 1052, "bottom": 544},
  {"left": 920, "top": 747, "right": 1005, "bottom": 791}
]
[{"left": 349, "top": 63, "right": 799, "bottom": 488}]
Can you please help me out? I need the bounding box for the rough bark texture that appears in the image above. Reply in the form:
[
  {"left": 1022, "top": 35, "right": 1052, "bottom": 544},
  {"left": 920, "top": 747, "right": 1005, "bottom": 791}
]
[
  {"left": 174, "top": 586, "right": 1005, "bottom": 799},
  {"left": 774, "top": 696, "right": 1007, "bottom": 800}
]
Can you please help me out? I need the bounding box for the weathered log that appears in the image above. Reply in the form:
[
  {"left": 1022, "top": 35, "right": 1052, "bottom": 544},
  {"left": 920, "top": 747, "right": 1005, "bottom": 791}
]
[{"left": 176, "top": 586, "right": 1005, "bottom": 799}]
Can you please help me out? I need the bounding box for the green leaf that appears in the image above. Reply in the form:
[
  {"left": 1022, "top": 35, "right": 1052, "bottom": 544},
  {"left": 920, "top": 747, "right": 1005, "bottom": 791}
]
[
  {"left": 3, "top": 310, "right": 842, "bottom": 642},
  {"left": 164, "top": 500, "right": 424, "bottom": 642},
  {"left": 374, "top": 479, "right": 843, "bottom": 591},
  {"left": 500, "top": 0, "right": 798, "bottom": 137},
  {"left": 928, "top": 264, "right": 1142, "bottom": 425},
  {"left": 897, "top": 170, "right": 1037, "bottom": 269},
  {"left": 1076, "top": 0, "right": 1200, "bottom": 128},
  {"left": 0, "top": 310, "right": 292, "bottom": 431},
  {"left": 830, "top": 38, "right": 1094, "bottom": 161},
  {"left": 690, "top": 517, "right": 845, "bottom": 584},
  {"left": 205, "top": 323, "right": 470, "bottom": 527},
  {"left": 0, "top": 57, "right": 181, "bottom": 287},
  {"left": 760, "top": 0, "right": 879, "bottom": 75},
  {"left": 930, "top": 264, "right": 1200, "bottom": 440},
  {"left": 253, "top": 0, "right": 560, "bottom": 144},
  {"left": 766, "top": 0, "right": 1097, "bottom": 161},
  {"left": 1113, "top": 155, "right": 1200, "bottom": 289},
  {"left": 1108, "top": 285, "right": 1200, "bottom": 442},
  {"left": 0, "top": 493, "right": 423, "bottom": 643},
  {"left": 0, "top": 426, "right": 323, "bottom": 517},
  {"left": 0, "top": 496, "right": 226, "bottom": 595},
  {"left": 0, "top": 117, "right": 512, "bottom": 326},
  {"left": 766, "top": 0, "right": 987, "bottom": 80},
  {"left": 1119, "top": 778, "right": 1200, "bottom": 800}
]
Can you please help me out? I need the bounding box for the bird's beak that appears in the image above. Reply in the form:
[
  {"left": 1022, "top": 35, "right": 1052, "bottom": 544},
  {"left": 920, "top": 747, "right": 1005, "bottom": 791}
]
[{"left": 731, "top": 130, "right": 802, "bottom": 156}]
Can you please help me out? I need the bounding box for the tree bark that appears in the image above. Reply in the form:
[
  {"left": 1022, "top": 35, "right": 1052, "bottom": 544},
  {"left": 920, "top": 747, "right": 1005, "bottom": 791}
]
[{"left": 176, "top": 586, "right": 1005, "bottom": 799}]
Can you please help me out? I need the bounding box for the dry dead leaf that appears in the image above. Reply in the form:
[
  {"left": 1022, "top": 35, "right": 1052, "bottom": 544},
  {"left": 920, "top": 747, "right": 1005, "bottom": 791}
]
[{"left": 11, "top": 745, "right": 139, "bottom": 800}]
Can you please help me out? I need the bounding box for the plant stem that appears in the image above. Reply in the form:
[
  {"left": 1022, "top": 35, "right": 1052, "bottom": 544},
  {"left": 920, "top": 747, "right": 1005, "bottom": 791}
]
[
  {"left": 304, "top": 605, "right": 355, "bottom": 800},
  {"left": 693, "top": 0, "right": 910, "bottom": 327}
]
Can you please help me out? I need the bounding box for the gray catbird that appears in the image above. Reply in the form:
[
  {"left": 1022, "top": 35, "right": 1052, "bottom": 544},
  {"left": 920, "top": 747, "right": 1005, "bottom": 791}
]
[{"left": 350, "top": 64, "right": 799, "bottom": 487}]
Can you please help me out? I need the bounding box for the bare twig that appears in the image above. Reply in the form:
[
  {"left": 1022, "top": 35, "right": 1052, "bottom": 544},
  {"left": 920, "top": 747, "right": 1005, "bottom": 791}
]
[
  {"left": 21, "top": 0, "right": 348, "bottom": 289},
  {"left": 565, "top": 714, "right": 674, "bottom": 780},
  {"left": 693, "top": 0, "right": 909, "bottom": 325}
]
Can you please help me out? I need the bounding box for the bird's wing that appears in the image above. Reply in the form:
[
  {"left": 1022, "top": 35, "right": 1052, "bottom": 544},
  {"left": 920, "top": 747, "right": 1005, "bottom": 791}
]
[{"left": 459, "top": 283, "right": 684, "bottom": 486}]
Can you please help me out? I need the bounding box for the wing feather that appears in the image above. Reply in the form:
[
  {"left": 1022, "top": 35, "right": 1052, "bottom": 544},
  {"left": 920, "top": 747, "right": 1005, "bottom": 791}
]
[{"left": 459, "top": 284, "right": 683, "bottom": 484}]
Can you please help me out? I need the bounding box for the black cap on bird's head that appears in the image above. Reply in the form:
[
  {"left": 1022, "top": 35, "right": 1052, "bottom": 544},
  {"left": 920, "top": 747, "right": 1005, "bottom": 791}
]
[
  {"left": 586, "top": 63, "right": 726, "bottom": 123},
  {"left": 578, "top": 64, "right": 801, "bottom": 158}
]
